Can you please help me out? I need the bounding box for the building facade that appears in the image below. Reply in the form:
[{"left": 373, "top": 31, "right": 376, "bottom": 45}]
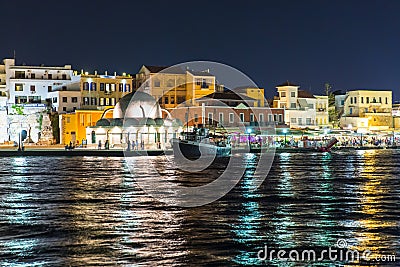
[
  {"left": 80, "top": 71, "right": 133, "bottom": 110},
  {"left": 340, "top": 90, "right": 393, "bottom": 131}
]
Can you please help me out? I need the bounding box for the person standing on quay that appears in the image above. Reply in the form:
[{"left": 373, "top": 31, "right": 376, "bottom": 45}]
[{"left": 98, "top": 140, "right": 102, "bottom": 150}]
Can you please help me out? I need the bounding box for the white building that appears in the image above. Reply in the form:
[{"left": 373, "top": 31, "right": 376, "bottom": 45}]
[
  {"left": 273, "top": 82, "right": 317, "bottom": 129},
  {"left": 315, "top": 95, "right": 329, "bottom": 126},
  {"left": 4, "top": 58, "right": 75, "bottom": 111},
  {"left": 48, "top": 81, "right": 81, "bottom": 113}
]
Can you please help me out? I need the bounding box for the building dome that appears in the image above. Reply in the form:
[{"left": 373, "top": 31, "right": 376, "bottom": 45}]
[
  {"left": 96, "top": 118, "right": 110, "bottom": 127},
  {"left": 114, "top": 91, "right": 161, "bottom": 119}
]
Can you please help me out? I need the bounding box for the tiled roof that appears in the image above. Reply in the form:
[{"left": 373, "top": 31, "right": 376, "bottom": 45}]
[
  {"left": 277, "top": 81, "right": 299, "bottom": 87},
  {"left": 298, "top": 90, "right": 315, "bottom": 98},
  {"left": 197, "top": 91, "right": 256, "bottom": 101}
]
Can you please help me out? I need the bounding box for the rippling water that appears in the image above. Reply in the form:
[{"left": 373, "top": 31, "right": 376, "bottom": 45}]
[{"left": 0, "top": 150, "right": 399, "bottom": 266}]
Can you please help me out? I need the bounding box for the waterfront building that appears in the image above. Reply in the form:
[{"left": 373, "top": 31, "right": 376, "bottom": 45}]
[
  {"left": 86, "top": 92, "right": 181, "bottom": 149},
  {"left": 135, "top": 65, "right": 216, "bottom": 109},
  {"left": 170, "top": 91, "right": 284, "bottom": 134},
  {"left": 48, "top": 81, "right": 81, "bottom": 113},
  {"left": 340, "top": 90, "right": 392, "bottom": 131},
  {"left": 231, "top": 87, "right": 266, "bottom": 107},
  {"left": 273, "top": 82, "right": 317, "bottom": 129},
  {"left": 59, "top": 109, "right": 111, "bottom": 145},
  {"left": 3, "top": 58, "right": 75, "bottom": 110},
  {"left": 315, "top": 95, "right": 329, "bottom": 126},
  {"left": 79, "top": 70, "right": 133, "bottom": 110}
]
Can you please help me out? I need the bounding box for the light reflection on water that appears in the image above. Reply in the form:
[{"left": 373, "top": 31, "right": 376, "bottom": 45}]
[{"left": 0, "top": 151, "right": 399, "bottom": 266}]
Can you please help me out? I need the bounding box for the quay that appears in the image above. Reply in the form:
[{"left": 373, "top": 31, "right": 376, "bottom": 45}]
[{"left": 0, "top": 145, "right": 399, "bottom": 157}]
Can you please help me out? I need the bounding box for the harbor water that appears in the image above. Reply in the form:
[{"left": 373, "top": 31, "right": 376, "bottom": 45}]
[{"left": 0, "top": 150, "right": 399, "bottom": 266}]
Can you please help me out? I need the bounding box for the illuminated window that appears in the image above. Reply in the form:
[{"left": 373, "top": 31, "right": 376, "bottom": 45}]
[
  {"left": 15, "top": 84, "right": 23, "bottom": 91},
  {"left": 111, "top": 84, "right": 116, "bottom": 91},
  {"left": 83, "top": 82, "right": 89, "bottom": 90}
]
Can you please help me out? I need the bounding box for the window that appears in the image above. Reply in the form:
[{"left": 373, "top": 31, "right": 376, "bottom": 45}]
[
  {"left": 379, "top": 97, "right": 382, "bottom": 103},
  {"left": 259, "top": 113, "right": 264, "bottom": 122},
  {"left": 201, "top": 79, "right": 208, "bottom": 88},
  {"left": 105, "top": 98, "right": 110, "bottom": 106},
  {"left": 15, "top": 71, "right": 25, "bottom": 79},
  {"left": 111, "top": 98, "right": 116, "bottom": 106},
  {"left": 99, "top": 98, "right": 105, "bottom": 106},
  {"left": 208, "top": 112, "right": 213, "bottom": 124},
  {"left": 229, "top": 113, "right": 234, "bottom": 123},
  {"left": 386, "top": 97, "right": 388, "bottom": 104},
  {"left": 278, "top": 114, "right": 283, "bottom": 122},
  {"left": 291, "top": 118, "right": 297, "bottom": 124},
  {"left": 105, "top": 84, "right": 110, "bottom": 94},
  {"left": 83, "top": 97, "right": 89, "bottom": 105},
  {"left": 111, "top": 84, "right": 115, "bottom": 91},
  {"left": 291, "top": 92, "right": 295, "bottom": 97},
  {"left": 250, "top": 113, "right": 254, "bottom": 122},
  {"left": 354, "top": 97, "right": 357, "bottom": 104},
  {"left": 90, "top": 97, "right": 97, "bottom": 105},
  {"left": 274, "top": 114, "right": 278, "bottom": 122},
  {"left": 366, "top": 97, "right": 369, "bottom": 104},
  {"left": 268, "top": 114, "right": 273, "bottom": 122},
  {"left": 100, "top": 83, "right": 105, "bottom": 91},
  {"left": 154, "top": 80, "right": 161, "bottom": 87},
  {"left": 167, "top": 80, "right": 174, "bottom": 87},
  {"left": 170, "top": 97, "right": 175, "bottom": 104},
  {"left": 48, "top": 74, "right": 52, "bottom": 79},
  {"left": 239, "top": 113, "right": 244, "bottom": 122},
  {"left": 350, "top": 97, "right": 353, "bottom": 104},
  {"left": 52, "top": 97, "right": 57, "bottom": 103},
  {"left": 361, "top": 97, "right": 364, "bottom": 103},
  {"left": 194, "top": 113, "right": 198, "bottom": 122},
  {"left": 62, "top": 74, "right": 67, "bottom": 80},
  {"left": 83, "top": 82, "right": 89, "bottom": 90},
  {"left": 290, "top": 103, "right": 296, "bottom": 108},
  {"left": 48, "top": 86, "right": 52, "bottom": 92},
  {"left": 62, "top": 97, "right": 68, "bottom": 103},
  {"left": 341, "top": 100, "right": 344, "bottom": 105},
  {"left": 66, "top": 117, "right": 71, "bottom": 123},
  {"left": 119, "top": 83, "right": 123, "bottom": 92},
  {"left": 349, "top": 107, "right": 353, "bottom": 114},
  {"left": 63, "top": 107, "right": 67, "bottom": 112},
  {"left": 91, "top": 82, "right": 96, "bottom": 91},
  {"left": 280, "top": 92, "right": 286, "bottom": 97},
  {"left": 126, "top": 84, "right": 131, "bottom": 92},
  {"left": 62, "top": 86, "right": 67, "bottom": 91},
  {"left": 196, "top": 79, "right": 201, "bottom": 86},
  {"left": 164, "top": 96, "right": 169, "bottom": 104},
  {"left": 219, "top": 113, "right": 224, "bottom": 124},
  {"left": 308, "top": 104, "right": 314, "bottom": 109},
  {"left": 306, "top": 118, "right": 312, "bottom": 125},
  {"left": 15, "top": 84, "right": 23, "bottom": 91},
  {"left": 298, "top": 118, "right": 303, "bottom": 125},
  {"left": 72, "top": 97, "right": 78, "bottom": 103},
  {"left": 31, "top": 73, "right": 35, "bottom": 79},
  {"left": 28, "top": 96, "right": 41, "bottom": 103},
  {"left": 30, "top": 85, "right": 35, "bottom": 92},
  {"left": 15, "top": 96, "right": 27, "bottom": 103}
]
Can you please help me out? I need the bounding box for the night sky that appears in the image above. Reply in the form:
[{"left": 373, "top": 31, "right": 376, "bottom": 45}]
[{"left": 1, "top": 0, "right": 400, "bottom": 100}]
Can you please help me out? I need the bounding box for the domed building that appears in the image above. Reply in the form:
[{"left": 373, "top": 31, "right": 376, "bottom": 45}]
[{"left": 86, "top": 91, "right": 182, "bottom": 150}]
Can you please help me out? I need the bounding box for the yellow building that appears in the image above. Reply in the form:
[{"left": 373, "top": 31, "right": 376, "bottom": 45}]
[
  {"left": 60, "top": 109, "right": 113, "bottom": 145},
  {"left": 135, "top": 65, "right": 216, "bottom": 109},
  {"left": 80, "top": 71, "right": 133, "bottom": 110},
  {"left": 340, "top": 90, "right": 393, "bottom": 131},
  {"left": 231, "top": 87, "right": 265, "bottom": 107}
]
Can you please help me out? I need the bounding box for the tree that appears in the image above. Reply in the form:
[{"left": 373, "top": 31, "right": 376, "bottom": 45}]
[{"left": 325, "top": 83, "right": 340, "bottom": 127}]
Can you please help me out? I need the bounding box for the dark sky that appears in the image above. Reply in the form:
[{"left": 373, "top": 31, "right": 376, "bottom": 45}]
[{"left": 2, "top": 0, "right": 400, "bottom": 100}]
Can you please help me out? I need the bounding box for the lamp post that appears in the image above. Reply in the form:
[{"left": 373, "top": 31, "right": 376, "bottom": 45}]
[
  {"left": 283, "top": 128, "right": 288, "bottom": 146},
  {"left": 246, "top": 128, "right": 252, "bottom": 148}
]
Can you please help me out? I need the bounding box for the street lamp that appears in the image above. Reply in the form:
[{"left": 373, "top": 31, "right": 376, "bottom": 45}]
[
  {"left": 246, "top": 127, "right": 252, "bottom": 148},
  {"left": 283, "top": 128, "right": 288, "bottom": 146}
]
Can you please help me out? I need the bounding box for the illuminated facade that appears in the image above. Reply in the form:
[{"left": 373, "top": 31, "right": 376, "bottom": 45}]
[
  {"left": 59, "top": 109, "right": 111, "bottom": 145},
  {"left": 135, "top": 65, "right": 216, "bottom": 109},
  {"left": 80, "top": 71, "right": 133, "bottom": 110},
  {"left": 340, "top": 90, "right": 393, "bottom": 131}
]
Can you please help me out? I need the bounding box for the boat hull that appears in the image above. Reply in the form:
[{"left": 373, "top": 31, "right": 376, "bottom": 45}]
[{"left": 171, "top": 138, "right": 231, "bottom": 159}]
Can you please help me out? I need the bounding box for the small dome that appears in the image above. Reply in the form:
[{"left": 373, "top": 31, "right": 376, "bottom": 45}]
[
  {"left": 123, "top": 118, "right": 139, "bottom": 127},
  {"left": 96, "top": 119, "right": 110, "bottom": 126},
  {"left": 154, "top": 118, "right": 164, "bottom": 126},
  {"left": 110, "top": 118, "right": 123, "bottom": 127}
]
